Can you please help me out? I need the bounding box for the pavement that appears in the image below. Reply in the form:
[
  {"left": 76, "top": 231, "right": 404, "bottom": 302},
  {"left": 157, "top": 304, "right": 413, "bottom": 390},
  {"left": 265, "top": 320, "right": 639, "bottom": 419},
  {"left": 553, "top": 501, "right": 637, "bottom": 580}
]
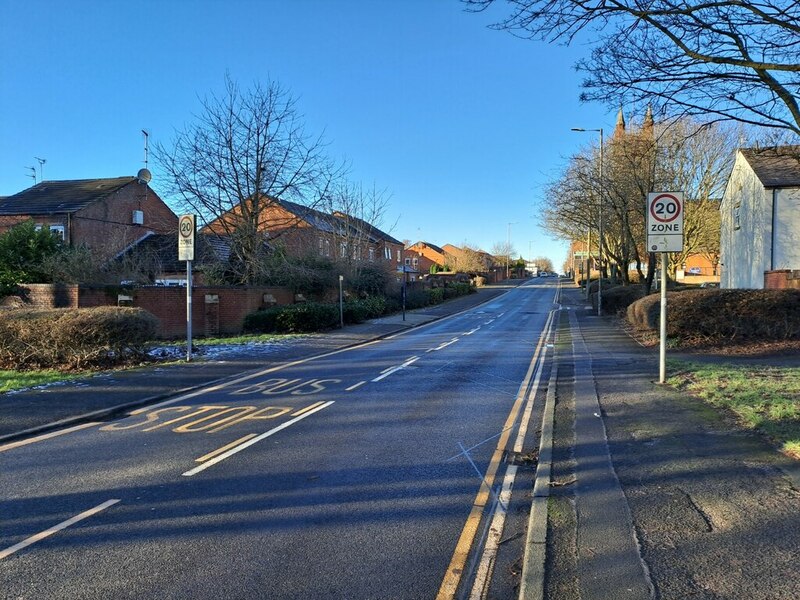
[
  {"left": 528, "top": 284, "right": 800, "bottom": 600},
  {"left": 4, "top": 280, "right": 799, "bottom": 599}
]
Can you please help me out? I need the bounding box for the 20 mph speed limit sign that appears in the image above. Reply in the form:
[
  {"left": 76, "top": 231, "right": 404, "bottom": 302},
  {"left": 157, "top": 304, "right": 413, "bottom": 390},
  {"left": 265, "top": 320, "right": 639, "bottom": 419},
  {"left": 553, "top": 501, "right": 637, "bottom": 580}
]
[
  {"left": 647, "top": 192, "right": 684, "bottom": 252},
  {"left": 178, "top": 214, "right": 196, "bottom": 261}
]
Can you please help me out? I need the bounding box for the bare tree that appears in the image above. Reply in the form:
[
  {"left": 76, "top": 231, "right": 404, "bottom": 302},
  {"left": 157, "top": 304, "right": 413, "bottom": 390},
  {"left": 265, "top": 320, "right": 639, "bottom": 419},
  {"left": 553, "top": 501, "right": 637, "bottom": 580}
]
[
  {"left": 327, "top": 181, "right": 394, "bottom": 273},
  {"left": 531, "top": 256, "right": 554, "bottom": 272},
  {"left": 444, "top": 244, "right": 493, "bottom": 274},
  {"left": 491, "top": 240, "right": 517, "bottom": 278},
  {"left": 465, "top": 1, "right": 800, "bottom": 136},
  {"left": 155, "top": 75, "right": 339, "bottom": 284},
  {"left": 542, "top": 116, "right": 736, "bottom": 287}
]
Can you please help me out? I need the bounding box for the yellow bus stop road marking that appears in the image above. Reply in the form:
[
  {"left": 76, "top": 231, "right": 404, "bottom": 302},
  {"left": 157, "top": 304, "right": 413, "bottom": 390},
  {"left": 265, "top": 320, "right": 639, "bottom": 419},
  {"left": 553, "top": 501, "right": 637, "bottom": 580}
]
[{"left": 183, "top": 401, "right": 335, "bottom": 477}]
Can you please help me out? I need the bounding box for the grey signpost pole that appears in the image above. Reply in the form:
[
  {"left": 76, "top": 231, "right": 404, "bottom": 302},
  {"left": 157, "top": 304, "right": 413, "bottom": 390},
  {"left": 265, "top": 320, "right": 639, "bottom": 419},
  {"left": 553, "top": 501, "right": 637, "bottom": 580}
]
[
  {"left": 647, "top": 192, "right": 684, "bottom": 384},
  {"left": 339, "top": 275, "right": 344, "bottom": 328},
  {"left": 659, "top": 253, "right": 668, "bottom": 383},
  {"left": 186, "top": 260, "right": 193, "bottom": 361},
  {"left": 179, "top": 214, "right": 196, "bottom": 362}
]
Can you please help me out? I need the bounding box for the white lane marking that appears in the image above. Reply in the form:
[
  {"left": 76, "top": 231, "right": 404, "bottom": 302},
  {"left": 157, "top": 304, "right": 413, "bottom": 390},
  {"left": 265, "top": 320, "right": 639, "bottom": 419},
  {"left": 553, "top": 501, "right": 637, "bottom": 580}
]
[
  {"left": 463, "top": 327, "right": 481, "bottom": 336},
  {"left": 182, "top": 401, "right": 335, "bottom": 477},
  {"left": 426, "top": 337, "right": 460, "bottom": 353},
  {"left": 484, "top": 319, "right": 495, "bottom": 325},
  {"left": 434, "top": 337, "right": 459, "bottom": 351},
  {"left": 0, "top": 422, "right": 100, "bottom": 453},
  {"left": 469, "top": 465, "right": 517, "bottom": 600},
  {"left": 0, "top": 499, "right": 120, "bottom": 561},
  {"left": 371, "top": 356, "right": 420, "bottom": 382},
  {"left": 345, "top": 381, "right": 366, "bottom": 392}
]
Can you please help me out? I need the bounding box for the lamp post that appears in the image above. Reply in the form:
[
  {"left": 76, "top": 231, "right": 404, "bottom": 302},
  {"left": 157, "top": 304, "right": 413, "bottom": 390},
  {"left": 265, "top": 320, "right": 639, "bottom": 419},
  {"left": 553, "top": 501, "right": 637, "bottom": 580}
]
[
  {"left": 571, "top": 127, "right": 604, "bottom": 316},
  {"left": 506, "top": 221, "right": 518, "bottom": 280}
]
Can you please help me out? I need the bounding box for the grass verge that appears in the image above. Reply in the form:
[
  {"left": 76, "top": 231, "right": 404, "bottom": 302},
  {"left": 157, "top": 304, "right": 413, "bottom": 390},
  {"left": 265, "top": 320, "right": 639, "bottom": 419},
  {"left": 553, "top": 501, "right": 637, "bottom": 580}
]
[
  {"left": 667, "top": 360, "right": 800, "bottom": 459},
  {"left": 0, "top": 333, "right": 303, "bottom": 394},
  {"left": 0, "top": 370, "right": 83, "bottom": 394}
]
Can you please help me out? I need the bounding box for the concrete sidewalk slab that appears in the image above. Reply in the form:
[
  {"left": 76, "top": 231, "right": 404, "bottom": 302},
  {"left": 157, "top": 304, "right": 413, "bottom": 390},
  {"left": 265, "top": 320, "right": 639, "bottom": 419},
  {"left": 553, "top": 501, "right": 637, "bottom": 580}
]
[{"left": 560, "top": 283, "right": 800, "bottom": 600}]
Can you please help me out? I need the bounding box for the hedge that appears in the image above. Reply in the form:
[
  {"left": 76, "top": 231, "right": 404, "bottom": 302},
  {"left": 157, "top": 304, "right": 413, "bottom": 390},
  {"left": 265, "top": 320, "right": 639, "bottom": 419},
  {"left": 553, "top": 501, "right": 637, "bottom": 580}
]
[
  {"left": 0, "top": 306, "right": 159, "bottom": 370},
  {"left": 601, "top": 284, "right": 646, "bottom": 316},
  {"left": 626, "top": 289, "right": 800, "bottom": 343},
  {"left": 244, "top": 283, "right": 475, "bottom": 334},
  {"left": 243, "top": 296, "right": 391, "bottom": 333}
]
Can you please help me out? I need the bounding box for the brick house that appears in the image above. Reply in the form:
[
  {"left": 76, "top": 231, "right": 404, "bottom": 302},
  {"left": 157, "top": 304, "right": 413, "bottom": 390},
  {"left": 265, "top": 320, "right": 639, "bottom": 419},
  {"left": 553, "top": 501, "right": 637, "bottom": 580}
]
[
  {"left": 404, "top": 241, "right": 447, "bottom": 274},
  {"left": 333, "top": 211, "right": 404, "bottom": 273},
  {"left": 0, "top": 177, "right": 177, "bottom": 259},
  {"left": 203, "top": 196, "right": 401, "bottom": 270}
]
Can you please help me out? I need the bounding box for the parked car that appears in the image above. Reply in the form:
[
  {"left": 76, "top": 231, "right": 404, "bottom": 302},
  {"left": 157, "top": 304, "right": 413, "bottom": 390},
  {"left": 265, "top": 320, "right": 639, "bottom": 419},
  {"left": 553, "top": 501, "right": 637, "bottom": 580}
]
[{"left": 700, "top": 282, "right": 719, "bottom": 288}]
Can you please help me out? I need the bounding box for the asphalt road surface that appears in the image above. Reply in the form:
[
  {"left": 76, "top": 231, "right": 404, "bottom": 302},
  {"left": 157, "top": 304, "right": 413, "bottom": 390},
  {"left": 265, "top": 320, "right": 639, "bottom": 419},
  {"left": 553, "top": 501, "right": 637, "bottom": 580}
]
[{"left": 1, "top": 280, "right": 561, "bottom": 600}]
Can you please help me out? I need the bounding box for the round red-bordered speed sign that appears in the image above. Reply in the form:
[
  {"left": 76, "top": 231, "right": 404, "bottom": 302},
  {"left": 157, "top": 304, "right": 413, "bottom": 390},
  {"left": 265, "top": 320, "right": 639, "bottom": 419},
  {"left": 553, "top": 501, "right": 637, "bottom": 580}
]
[
  {"left": 649, "top": 193, "right": 682, "bottom": 223},
  {"left": 179, "top": 214, "right": 195, "bottom": 238}
]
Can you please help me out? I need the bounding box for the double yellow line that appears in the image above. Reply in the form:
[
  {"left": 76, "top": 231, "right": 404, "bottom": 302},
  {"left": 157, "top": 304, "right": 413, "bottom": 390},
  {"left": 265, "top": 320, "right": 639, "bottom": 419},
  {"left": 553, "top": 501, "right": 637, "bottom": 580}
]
[{"left": 436, "top": 305, "right": 556, "bottom": 599}]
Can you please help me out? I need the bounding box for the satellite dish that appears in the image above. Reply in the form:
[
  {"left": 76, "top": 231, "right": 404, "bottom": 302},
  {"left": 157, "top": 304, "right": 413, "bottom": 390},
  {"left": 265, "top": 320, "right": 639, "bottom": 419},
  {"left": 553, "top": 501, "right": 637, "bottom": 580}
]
[{"left": 136, "top": 168, "right": 152, "bottom": 184}]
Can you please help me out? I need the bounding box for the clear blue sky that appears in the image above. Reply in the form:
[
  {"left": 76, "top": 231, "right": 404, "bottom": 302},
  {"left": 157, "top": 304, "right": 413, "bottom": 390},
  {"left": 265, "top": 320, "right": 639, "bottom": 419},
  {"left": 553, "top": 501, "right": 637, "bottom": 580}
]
[{"left": 0, "top": 0, "right": 614, "bottom": 270}]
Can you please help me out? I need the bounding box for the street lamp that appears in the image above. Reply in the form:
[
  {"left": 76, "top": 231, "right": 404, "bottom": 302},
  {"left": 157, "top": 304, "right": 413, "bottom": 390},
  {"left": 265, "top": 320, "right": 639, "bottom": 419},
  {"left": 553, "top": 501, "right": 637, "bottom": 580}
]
[
  {"left": 571, "top": 127, "right": 604, "bottom": 316},
  {"left": 507, "top": 222, "right": 518, "bottom": 280}
]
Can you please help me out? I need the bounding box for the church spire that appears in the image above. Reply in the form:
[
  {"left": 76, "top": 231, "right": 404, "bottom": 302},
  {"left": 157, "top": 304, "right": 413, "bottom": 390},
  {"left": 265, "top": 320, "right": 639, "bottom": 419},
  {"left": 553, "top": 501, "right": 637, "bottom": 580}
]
[
  {"left": 613, "top": 106, "right": 626, "bottom": 138},
  {"left": 643, "top": 105, "right": 654, "bottom": 136}
]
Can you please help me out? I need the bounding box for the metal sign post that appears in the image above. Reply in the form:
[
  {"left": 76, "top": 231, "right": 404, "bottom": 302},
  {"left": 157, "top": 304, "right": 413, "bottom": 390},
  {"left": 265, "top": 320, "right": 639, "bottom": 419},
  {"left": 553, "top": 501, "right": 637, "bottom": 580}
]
[
  {"left": 338, "top": 275, "right": 344, "bottom": 328},
  {"left": 178, "top": 215, "right": 196, "bottom": 362},
  {"left": 647, "top": 193, "right": 684, "bottom": 383}
]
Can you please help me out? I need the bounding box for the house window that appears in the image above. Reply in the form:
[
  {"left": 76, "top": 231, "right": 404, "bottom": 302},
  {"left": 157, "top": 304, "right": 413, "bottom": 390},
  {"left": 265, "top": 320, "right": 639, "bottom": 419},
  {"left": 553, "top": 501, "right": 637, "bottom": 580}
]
[
  {"left": 734, "top": 203, "right": 741, "bottom": 230},
  {"left": 49, "top": 224, "right": 65, "bottom": 240},
  {"left": 397, "top": 249, "right": 401, "bottom": 263},
  {"left": 318, "top": 238, "right": 324, "bottom": 256},
  {"left": 340, "top": 242, "right": 347, "bottom": 257},
  {"left": 384, "top": 246, "right": 391, "bottom": 260},
  {"left": 35, "top": 223, "right": 65, "bottom": 241},
  {"left": 405, "top": 258, "right": 411, "bottom": 266},
  {"left": 412, "top": 257, "right": 419, "bottom": 268},
  {"left": 325, "top": 239, "right": 331, "bottom": 257},
  {"left": 368, "top": 247, "right": 375, "bottom": 262}
]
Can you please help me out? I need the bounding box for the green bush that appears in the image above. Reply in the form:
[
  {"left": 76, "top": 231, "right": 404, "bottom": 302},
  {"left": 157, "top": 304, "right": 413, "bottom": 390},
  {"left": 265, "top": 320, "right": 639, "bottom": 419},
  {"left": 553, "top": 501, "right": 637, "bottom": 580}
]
[
  {"left": 601, "top": 284, "right": 646, "bottom": 316},
  {"left": 443, "top": 282, "right": 474, "bottom": 299},
  {"left": 342, "top": 297, "right": 386, "bottom": 324},
  {"left": 404, "top": 289, "right": 429, "bottom": 310},
  {"left": 243, "top": 296, "right": 390, "bottom": 333},
  {"left": 427, "top": 287, "right": 445, "bottom": 304},
  {"left": 0, "top": 221, "right": 64, "bottom": 297},
  {"left": 242, "top": 307, "right": 281, "bottom": 333},
  {"left": 588, "top": 278, "right": 618, "bottom": 295},
  {"left": 244, "top": 302, "right": 340, "bottom": 333},
  {"left": 626, "top": 289, "right": 800, "bottom": 344},
  {"left": 0, "top": 307, "right": 158, "bottom": 370},
  {"left": 352, "top": 266, "right": 392, "bottom": 297}
]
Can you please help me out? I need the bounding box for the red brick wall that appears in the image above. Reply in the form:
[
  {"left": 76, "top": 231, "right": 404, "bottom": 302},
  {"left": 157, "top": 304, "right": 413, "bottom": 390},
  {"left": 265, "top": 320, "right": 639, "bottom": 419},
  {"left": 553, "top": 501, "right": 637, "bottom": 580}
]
[
  {"left": 18, "top": 283, "right": 80, "bottom": 308},
  {"left": 764, "top": 270, "right": 800, "bottom": 289},
  {"left": 17, "top": 284, "right": 294, "bottom": 338}
]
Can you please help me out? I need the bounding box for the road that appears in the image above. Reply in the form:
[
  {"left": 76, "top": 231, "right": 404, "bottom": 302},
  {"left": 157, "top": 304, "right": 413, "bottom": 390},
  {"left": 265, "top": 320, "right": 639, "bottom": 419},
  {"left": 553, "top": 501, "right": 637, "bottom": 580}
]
[{"left": 1, "top": 280, "right": 561, "bottom": 599}]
